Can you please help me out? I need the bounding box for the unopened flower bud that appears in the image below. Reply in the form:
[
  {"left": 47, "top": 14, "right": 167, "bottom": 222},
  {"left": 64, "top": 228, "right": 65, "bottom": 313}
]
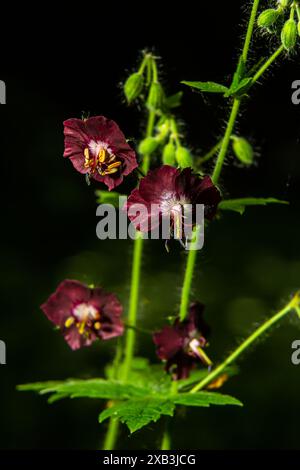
[
  {"left": 231, "top": 136, "right": 254, "bottom": 166},
  {"left": 257, "top": 9, "right": 281, "bottom": 29},
  {"left": 281, "top": 18, "right": 298, "bottom": 50},
  {"left": 139, "top": 137, "right": 159, "bottom": 155},
  {"left": 147, "top": 81, "right": 165, "bottom": 110},
  {"left": 163, "top": 142, "right": 176, "bottom": 166},
  {"left": 124, "top": 72, "right": 144, "bottom": 103},
  {"left": 175, "top": 146, "right": 193, "bottom": 169}
]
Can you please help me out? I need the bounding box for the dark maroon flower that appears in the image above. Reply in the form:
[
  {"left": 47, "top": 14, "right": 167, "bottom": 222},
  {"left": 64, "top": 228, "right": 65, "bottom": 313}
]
[
  {"left": 41, "top": 280, "right": 124, "bottom": 350},
  {"left": 63, "top": 116, "right": 138, "bottom": 190},
  {"left": 153, "top": 302, "right": 211, "bottom": 380},
  {"left": 124, "top": 165, "right": 221, "bottom": 234}
]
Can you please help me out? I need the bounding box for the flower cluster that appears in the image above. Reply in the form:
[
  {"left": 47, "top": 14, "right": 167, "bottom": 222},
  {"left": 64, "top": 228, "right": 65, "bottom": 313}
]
[{"left": 41, "top": 112, "right": 220, "bottom": 377}]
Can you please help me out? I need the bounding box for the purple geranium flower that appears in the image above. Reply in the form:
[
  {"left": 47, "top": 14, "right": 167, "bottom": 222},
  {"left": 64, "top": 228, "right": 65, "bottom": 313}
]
[
  {"left": 153, "top": 302, "right": 212, "bottom": 380},
  {"left": 124, "top": 165, "right": 221, "bottom": 234},
  {"left": 63, "top": 116, "right": 138, "bottom": 190},
  {"left": 41, "top": 280, "right": 124, "bottom": 350}
]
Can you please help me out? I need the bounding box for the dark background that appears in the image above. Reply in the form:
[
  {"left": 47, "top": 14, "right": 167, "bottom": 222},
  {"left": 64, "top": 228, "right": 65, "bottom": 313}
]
[{"left": 1, "top": 1, "right": 300, "bottom": 449}]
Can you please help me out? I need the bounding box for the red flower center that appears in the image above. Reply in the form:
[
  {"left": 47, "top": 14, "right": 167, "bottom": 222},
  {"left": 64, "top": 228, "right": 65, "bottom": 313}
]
[{"left": 84, "top": 140, "right": 122, "bottom": 176}]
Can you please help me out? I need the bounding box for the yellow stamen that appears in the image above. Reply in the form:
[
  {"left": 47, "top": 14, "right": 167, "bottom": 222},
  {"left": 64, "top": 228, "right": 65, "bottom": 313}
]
[
  {"left": 107, "top": 161, "right": 122, "bottom": 170},
  {"left": 108, "top": 154, "right": 116, "bottom": 163},
  {"left": 65, "top": 317, "right": 75, "bottom": 328},
  {"left": 98, "top": 148, "right": 106, "bottom": 163},
  {"left": 94, "top": 322, "right": 101, "bottom": 330},
  {"left": 196, "top": 346, "right": 213, "bottom": 367},
  {"left": 78, "top": 321, "right": 86, "bottom": 335},
  {"left": 105, "top": 167, "right": 119, "bottom": 175}
]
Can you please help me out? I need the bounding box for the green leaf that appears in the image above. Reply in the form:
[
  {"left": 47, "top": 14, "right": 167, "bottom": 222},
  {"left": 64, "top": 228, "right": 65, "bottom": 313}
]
[
  {"left": 95, "top": 190, "right": 124, "bottom": 207},
  {"left": 172, "top": 392, "right": 243, "bottom": 407},
  {"left": 18, "top": 379, "right": 149, "bottom": 401},
  {"left": 99, "top": 398, "right": 175, "bottom": 433},
  {"left": 230, "top": 56, "right": 246, "bottom": 91},
  {"left": 124, "top": 357, "right": 172, "bottom": 393},
  {"left": 165, "top": 91, "right": 183, "bottom": 109},
  {"left": 225, "top": 77, "right": 253, "bottom": 97},
  {"left": 219, "top": 198, "right": 289, "bottom": 215},
  {"left": 181, "top": 81, "right": 229, "bottom": 94}
]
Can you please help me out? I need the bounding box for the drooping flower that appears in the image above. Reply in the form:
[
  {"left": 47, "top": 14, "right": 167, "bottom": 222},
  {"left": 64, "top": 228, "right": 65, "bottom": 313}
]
[
  {"left": 63, "top": 116, "right": 138, "bottom": 190},
  {"left": 153, "top": 302, "right": 211, "bottom": 380},
  {"left": 41, "top": 280, "right": 124, "bottom": 350},
  {"left": 124, "top": 165, "right": 221, "bottom": 235}
]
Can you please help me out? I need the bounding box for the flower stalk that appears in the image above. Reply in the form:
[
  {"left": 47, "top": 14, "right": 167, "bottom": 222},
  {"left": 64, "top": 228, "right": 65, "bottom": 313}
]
[{"left": 191, "top": 292, "right": 300, "bottom": 393}]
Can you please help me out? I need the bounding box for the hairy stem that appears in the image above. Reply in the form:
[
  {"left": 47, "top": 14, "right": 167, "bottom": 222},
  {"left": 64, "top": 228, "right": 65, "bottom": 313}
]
[
  {"left": 178, "top": 0, "right": 260, "bottom": 322},
  {"left": 179, "top": 226, "right": 200, "bottom": 322},
  {"left": 191, "top": 292, "right": 300, "bottom": 393},
  {"left": 212, "top": 0, "right": 260, "bottom": 184},
  {"left": 251, "top": 45, "right": 284, "bottom": 86},
  {"left": 121, "top": 232, "right": 144, "bottom": 380},
  {"left": 211, "top": 98, "right": 241, "bottom": 184},
  {"left": 199, "top": 140, "right": 223, "bottom": 164},
  {"left": 242, "top": 0, "right": 260, "bottom": 62}
]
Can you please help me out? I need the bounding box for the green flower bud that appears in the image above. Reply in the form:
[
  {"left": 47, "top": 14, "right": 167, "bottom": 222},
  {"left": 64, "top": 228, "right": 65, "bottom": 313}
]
[
  {"left": 139, "top": 137, "right": 159, "bottom": 155},
  {"left": 163, "top": 142, "right": 176, "bottom": 166},
  {"left": 175, "top": 146, "right": 193, "bottom": 169},
  {"left": 298, "top": 21, "right": 300, "bottom": 37},
  {"left": 257, "top": 9, "right": 281, "bottom": 28},
  {"left": 124, "top": 72, "right": 144, "bottom": 103},
  {"left": 281, "top": 18, "right": 298, "bottom": 50},
  {"left": 147, "top": 81, "right": 165, "bottom": 110},
  {"left": 231, "top": 136, "right": 254, "bottom": 166}
]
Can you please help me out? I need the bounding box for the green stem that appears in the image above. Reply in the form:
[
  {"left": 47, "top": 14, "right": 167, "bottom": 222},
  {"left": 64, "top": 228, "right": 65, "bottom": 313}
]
[
  {"left": 198, "top": 140, "right": 222, "bottom": 164},
  {"left": 121, "top": 232, "right": 144, "bottom": 381},
  {"left": 160, "top": 381, "right": 177, "bottom": 450},
  {"left": 211, "top": 98, "right": 241, "bottom": 184},
  {"left": 251, "top": 45, "right": 284, "bottom": 86},
  {"left": 212, "top": 0, "right": 260, "bottom": 184},
  {"left": 161, "top": 422, "right": 171, "bottom": 450},
  {"left": 102, "top": 105, "right": 156, "bottom": 452},
  {"left": 242, "top": 0, "right": 260, "bottom": 62},
  {"left": 190, "top": 292, "right": 300, "bottom": 393},
  {"left": 179, "top": 226, "right": 201, "bottom": 321},
  {"left": 103, "top": 418, "right": 119, "bottom": 450}
]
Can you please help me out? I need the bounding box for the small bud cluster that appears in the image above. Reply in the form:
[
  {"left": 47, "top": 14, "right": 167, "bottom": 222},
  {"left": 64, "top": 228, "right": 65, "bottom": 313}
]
[
  {"left": 258, "top": 1, "right": 300, "bottom": 51},
  {"left": 123, "top": 52, "right": 166, "bottom": 108},
  {"left": 124, "top": 53, "right": 193, "bottom": 169}
]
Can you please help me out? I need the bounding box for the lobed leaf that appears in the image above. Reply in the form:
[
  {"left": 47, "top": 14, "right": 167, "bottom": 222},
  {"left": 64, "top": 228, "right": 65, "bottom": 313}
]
[
  {"left": 99, "top": 398, "right": 175, "bottom": 433},
  {"left": 18, "top": 379, "right": 149, "bottom": 401},
  {"left": 171, "top": 392, "right": 243, "bottom": 407}
]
